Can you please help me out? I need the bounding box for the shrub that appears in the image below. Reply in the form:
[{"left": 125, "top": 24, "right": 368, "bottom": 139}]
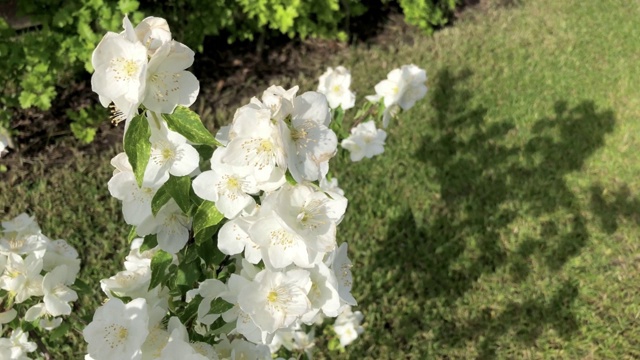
[{"left": 397, "top": 0, "right": 459, "bottom": 34}]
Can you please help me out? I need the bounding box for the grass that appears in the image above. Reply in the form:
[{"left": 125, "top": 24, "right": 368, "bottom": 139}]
[{"left": 3, "top": 0, "right": 640, "bottom": 358}]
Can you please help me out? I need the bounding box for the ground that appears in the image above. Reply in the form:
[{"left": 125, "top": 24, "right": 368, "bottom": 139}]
[{"left": 2, "top": 0, "right": 640, "bottom": 358}]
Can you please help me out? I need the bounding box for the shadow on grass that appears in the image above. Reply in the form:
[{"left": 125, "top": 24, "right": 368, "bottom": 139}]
[
  {"left": 374, "top": 68, "right": 617, "bottom": 356},
  {"left": 589, "top": 183, "right": 640, "bottom": 234}
]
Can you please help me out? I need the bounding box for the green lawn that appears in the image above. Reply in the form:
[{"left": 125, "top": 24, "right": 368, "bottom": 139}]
[{"left": 3, "top": 0, "right": 640, "bottom": 358}]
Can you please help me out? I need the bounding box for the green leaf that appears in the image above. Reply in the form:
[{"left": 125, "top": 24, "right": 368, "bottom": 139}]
[
  {"left": 177, "top": 295, "right": 202, "bottom": 324},
  {"left": 194, "top": 144, "right": 215, "bottom": 171},
  {"left": 22, "top": 320, "right": 38, "bottom": 332},
  {"left": 197, "top": 232, "right": 226, "bottom": 267},
  {"left": 328, "top": 337, "right": 342, "bottom": 351},
  {"left": 207, "top": 297, "right": 234, "bottom": 315},
  {"left": 193, "top": 144, "right": 214, "bottom": 161},
  {"left": 149, "top": 250, "right": 172, "bottom": 290},
  {"left": 163, "top": 175, "right": 193, "bottom": 214},
  {"left": 194, "top": 225, "right": 217, "bottom": 246},
  {"left": 193, "top": 200, "right": 224, "bottom": 236},
  {"left": 285, "top": 171, "right": 297, "bottom": 185},
  {"left": 182, "top": 244, "right": 200, "bottom": 264},
  {"left": 163, "top": 106, "right": 221, "bottom": 146},
  {"left": 127, "top": 226, "right": 138, "bottom": 243},
  {"left": 118, "top": 0, "right": 139, "bottom": 13},
  {"left": 140, "top": 234, "right": 158, "bottom": 252},
  {"left": 333, "top": 106, "right": 345, "bottom": 126},
  {"left": 124, "top": 114, "right": 151, "bottom": 187},
  {"left": 49, "top": 321, "right": 71, "bottom": 340},
  {"left": 207, "top": 317, "right": 235, "bottom": 335},
  {"left": 151, "top": 186, "right": 171, "bottom": 216},
  {"left": 175, "top": 260, "right": 201, "bottom": 288},
  {"left": 70, "top": 278, "right": 93, "bottom": 295}
]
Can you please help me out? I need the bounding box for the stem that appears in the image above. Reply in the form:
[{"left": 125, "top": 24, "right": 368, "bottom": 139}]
[
  {"left": 351, "top": 105, "right": 377, "bottom": 128},
  {"left": 3, "top": 293, "right": 14, "bottom": 311},
  {"left": 69, "top": 312, "right": 87, "bottom": 327},
  {"left": 215, "top": 255, "right": 231, "bottom": 275},
  {"left": 29, "top": 330, "right": 52, "bottom": 360}
]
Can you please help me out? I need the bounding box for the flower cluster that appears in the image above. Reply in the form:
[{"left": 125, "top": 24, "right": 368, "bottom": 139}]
[
  {"left": 0, "top": 213, "right": 81, "bottom": 359},
  {"left": 317, "top": 66, "right": 356, "bottom": 111},
  {"left": 85, "top": 15, "right": 361, "bottom": 360},
  {"left": 0, "top": 13, "right": 431, "bottom": 358},
  {"left": 366, "top": 64, "right": 428, "bottom": 128},
  {"left": 317, "top": 64, "right": 427, "bottom": 162},
  {"left": 92, "top": 16, "right": 199, "bottom": 125}
]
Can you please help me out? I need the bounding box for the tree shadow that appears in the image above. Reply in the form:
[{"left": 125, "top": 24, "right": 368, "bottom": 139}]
[
  {"left": 589, "top": 183, "right": 640, "bottom": 234},
  {"left": 373, "top": 67, "right": 618, "bottom": 355},
  {"left": 439, "top": 279, "right": 580, "bottom": 359}
]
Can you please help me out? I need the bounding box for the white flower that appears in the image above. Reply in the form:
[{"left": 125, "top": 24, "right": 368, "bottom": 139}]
[
  {"left": 0, "top": 253, "right": 44, "bottom": 303},
  {"left": 238, "top": 269, "right": 311, "bottom": 334},
  {"left": 136, "top": 199, "right": 191, "bottom": 254},
  {"left": 0, "top": 129, "right": 12, "bottom": 158},
  {"left": 140, "top": 306, "right": 175, "bottom": 360},
  {"left": 1, "top": 214, "right": 44, "bottom": 256},
  {"left": 381, "top": 103, "right": 401, "bottom": 128},
  {"left": 0, "top": 309, "right": 17, "bottom": 325},
  {"left": 340, "top": 120, "right": 386, "bottom": 162},
  {"left": 262, "top": 85, "right": 298, "bottom": 122},
  {"left": 223, "top": 100, "right": 286, "bottom": 184},
  {"left": 319, "top": 176, "right": 344, "bottom": 196},
  {"left": 42, "top": 239, "right": 81, "bottom": 283},
  {"left": 108, "top": 152, "right": 163, "bottom": 226},
  {"left": 134, "top": 17, "right": 172, "bottom": 56},
  {"left": 24, "top": 303, "right": 47, "bottom": 322},
  {"left": 143, "top": 41, "right": 199, "bottom": 114},
  {"left": 214, "top": 335, "right": 271, "bottom": 360},
  {"left": 146, "top": 113, "right": 200, "bottom": 184},
  {"left": 190, "top": 342, "right": 218, "bottom": 359},
  {"left": 100, "top": 267, "right": 151, "bottom": 300},
  {"left": 0, "top": 233, "right": 48, "bottom": 258},
  {"left": 330, "top": 243, "right": 357, "bottom": 306},
  {"left": 124, "top": 238, "right": 159, "bottom": 271},
  {"left": 218, "top": 274, "right": 271, "bottom": 345},
  {"left": 1, "top": 213, "right": 40, "bottom": 236},
  {"left": 192, "top": 279, "right": 226, "bottom": 326},
  {"left": 290, "top": 329, "right": 315, "bottom": 358},
  {"left": 0, "top": 329, "right": 37, "bottom": 359},
  {"left": 333, "top": 306, "right": 364, "bottom": 347},
  {"left": 160, "top": 337, "right": 209, "bottom": 360},
  {"left": 282, "top": 91, "right": 337, "bottom": 182},
  {"left": 91, "top": 15, "right": 148, "bottom": 124},
  {"left": 40, "top": 317, "right": 63, "bottom": 331},
  {"left": 319, "top": 177, "right": 348, "bottom": 225},
  {"left": 215, "top": 125, "right": 232, "bottom": 146},
  {"left": 301, "top": 263, "right": 341, "bottom": 323},
  {"left": 270, "top": 184, "right": 339, "bottom": 254},
  {"left": 154, "top": 317, "right": 210, "bottom": 360},
  {"left": 249, "top": 215, "right": 318, "bottom": 270},
  {"left": 366, "top": 64, "right": 427, "bottom": 112},
  {"left": 317, "top": 66, "right": 356, "bottom": 110},
  {"left": 217, "top": 216, "right": 262, "bottom": 264},
  {"left": 83, "top": 298, "right": 150, "bottom": 360},
  {"left": 42, "top": 265, "right": 78, "bottom": 316},
  {"left": 192, "top": 147, "right": 259, "bottom": 219}
]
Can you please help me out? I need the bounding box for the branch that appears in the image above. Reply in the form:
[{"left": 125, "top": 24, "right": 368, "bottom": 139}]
[{"left": 29, "top": 330, "right": 52, "bottom": 360}]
